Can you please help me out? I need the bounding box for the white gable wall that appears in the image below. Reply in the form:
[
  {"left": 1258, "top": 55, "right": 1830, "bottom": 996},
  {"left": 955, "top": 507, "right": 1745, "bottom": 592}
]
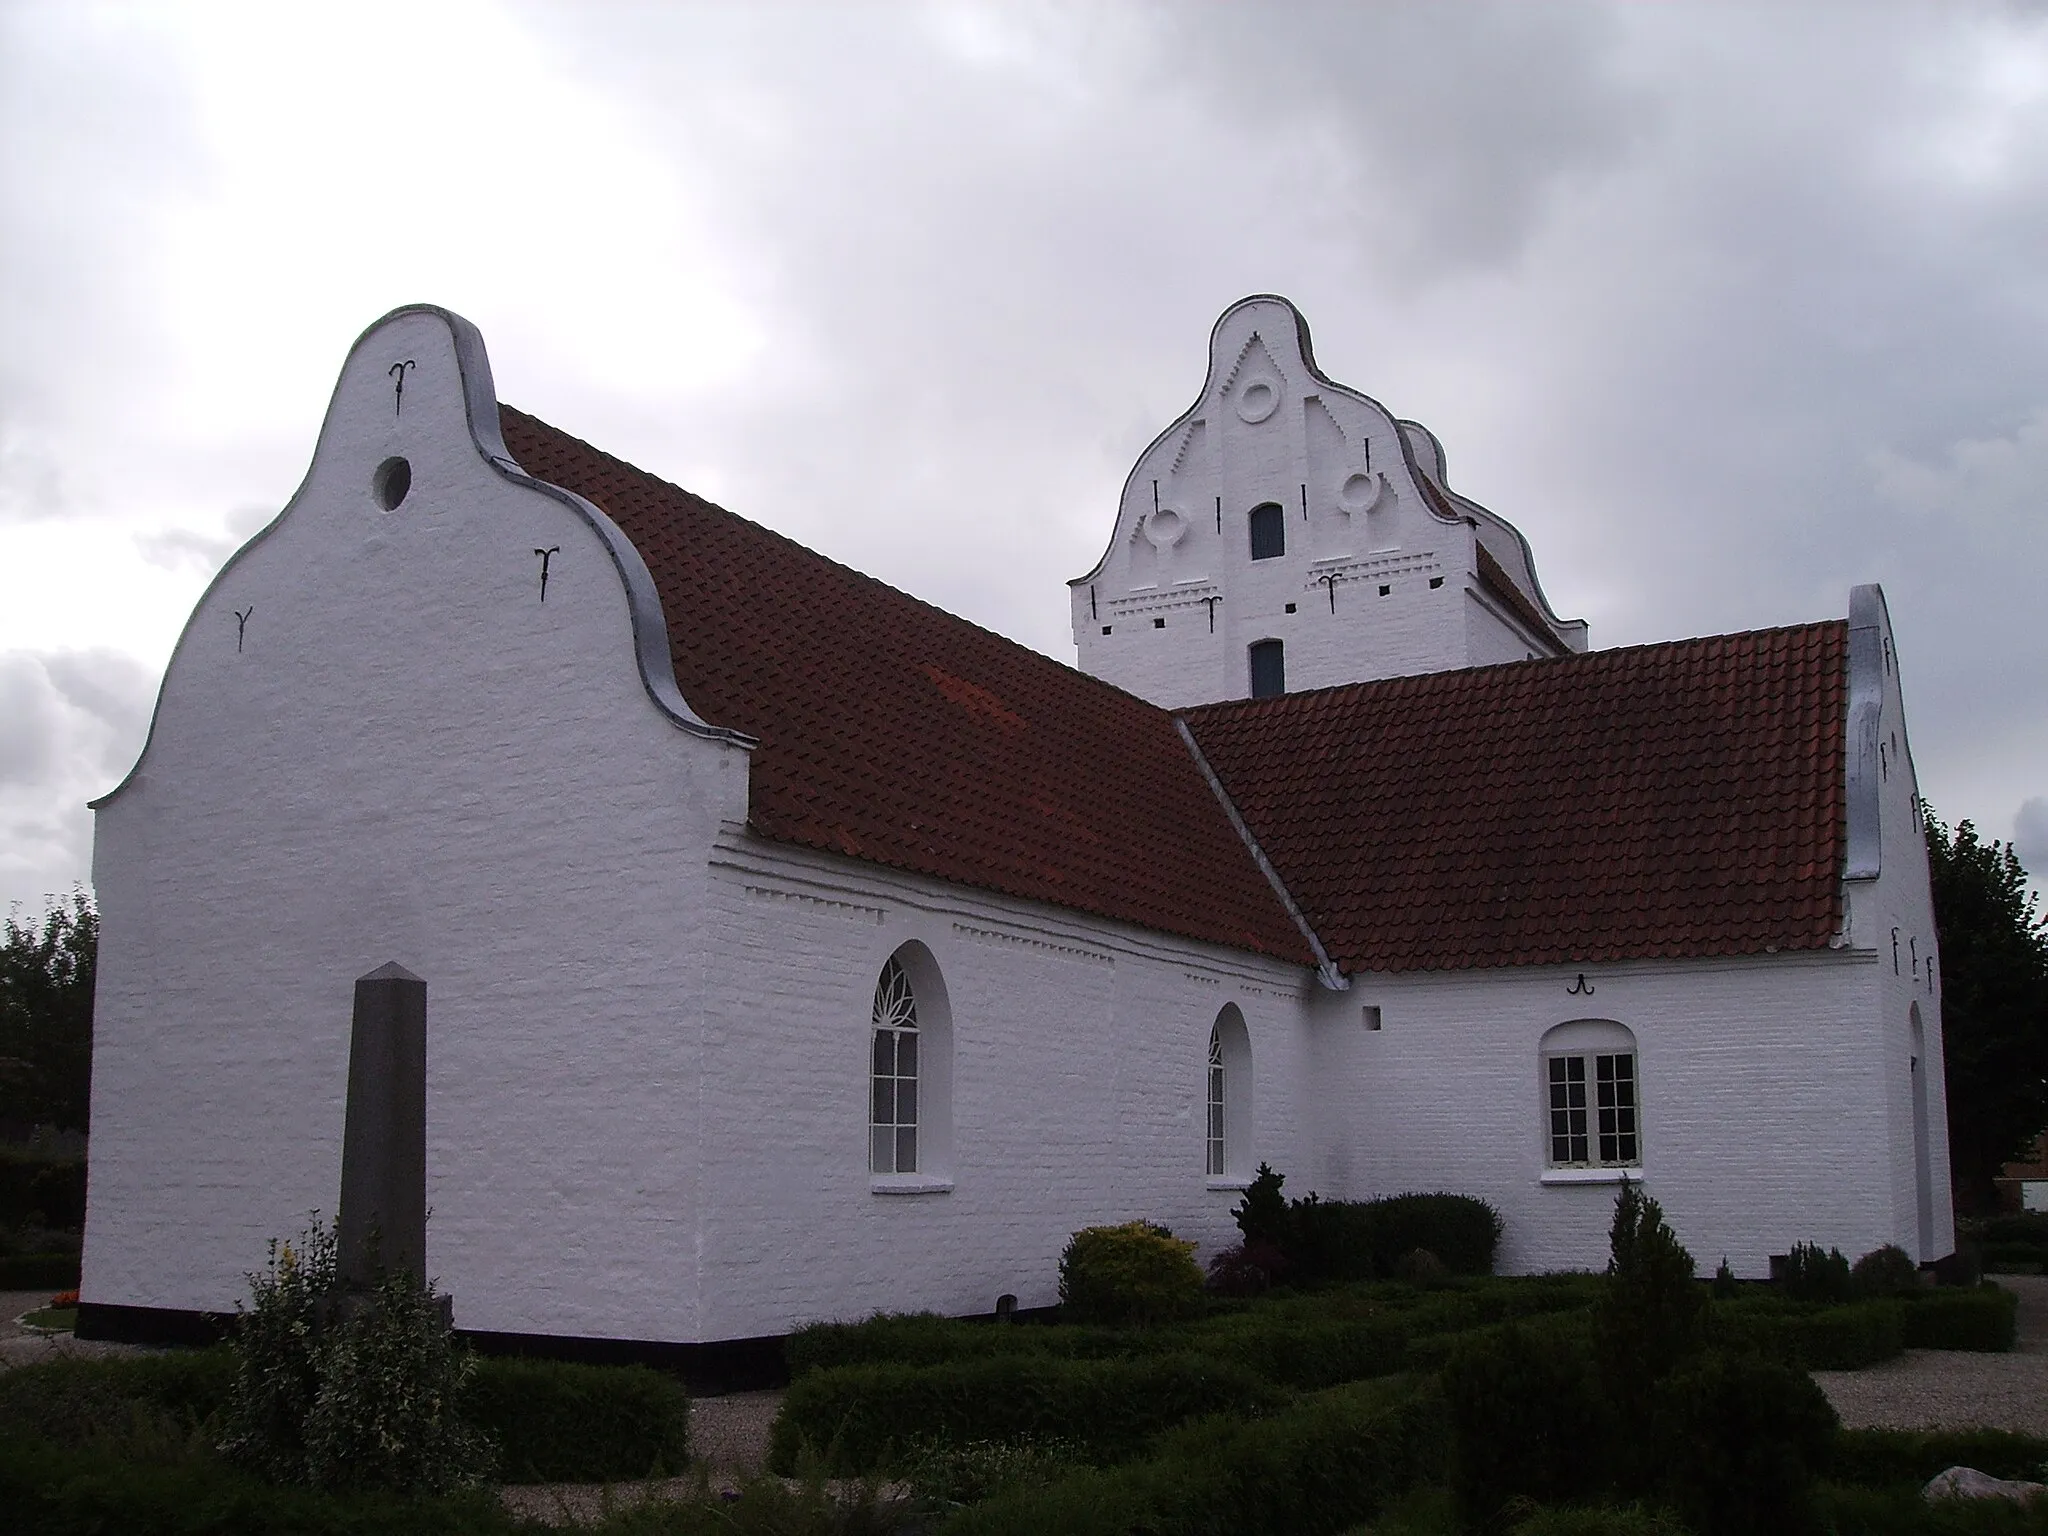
[
  {"left": 1070, "top": 296, "right": 1585, "bottom": 707},
  {"left": 84, "top": 309, "right": 752, "bottom": 1329}
]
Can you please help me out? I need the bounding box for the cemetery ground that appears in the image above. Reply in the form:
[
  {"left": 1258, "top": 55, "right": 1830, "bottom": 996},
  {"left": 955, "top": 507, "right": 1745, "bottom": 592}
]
[{"left": 5, "top": 1266, "right": 2048, "bottom": 1534}]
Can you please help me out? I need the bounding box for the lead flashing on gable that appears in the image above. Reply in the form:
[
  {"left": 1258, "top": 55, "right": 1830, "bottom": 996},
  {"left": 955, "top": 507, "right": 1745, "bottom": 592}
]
[
  {"left": 1174, "top": 717, "right": 1347, "bottom": 991},
  {"left": 1843, "top": 583, "right": 1888, "bottom": 881},
  {"left": 91, "top": 306, "right": 754, "bottom": 810}
]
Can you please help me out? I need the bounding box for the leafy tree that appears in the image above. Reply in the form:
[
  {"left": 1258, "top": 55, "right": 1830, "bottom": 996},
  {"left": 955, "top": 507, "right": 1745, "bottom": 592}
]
[
  {"left": 0, "top": 890, "right": 97, "bottom": 1132},
  {"left": 1925, "top": 811, "right": 2048, "bottom": 1213}
]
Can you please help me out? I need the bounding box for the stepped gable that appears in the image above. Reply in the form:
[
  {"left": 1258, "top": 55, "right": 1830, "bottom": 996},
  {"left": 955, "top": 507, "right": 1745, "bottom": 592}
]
[
  {"left": 498, "top": 405, "right": 1314, "bottom": 966},
  {"left": 1181, "top": 623, "right": 1849, "bottom": 974}
]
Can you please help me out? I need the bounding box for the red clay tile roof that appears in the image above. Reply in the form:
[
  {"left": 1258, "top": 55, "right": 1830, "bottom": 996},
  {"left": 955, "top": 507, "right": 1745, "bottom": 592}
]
[
  {"left": 498, "top": 406, "right": 1315, "bottom": 966},
  {"left": 1181, "top": 623, "right": 1848, "bottom": 973}
]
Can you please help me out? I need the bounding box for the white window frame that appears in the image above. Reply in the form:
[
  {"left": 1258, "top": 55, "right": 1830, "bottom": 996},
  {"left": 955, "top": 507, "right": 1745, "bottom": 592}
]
[
  {"left": 868, "top": 942, "right": 954, "bottom": 1195},
  {"left": 1540, "top": 1019, "right": 1642, "bottom": 1177},
  {"left": 869, "top": 955, "right": 920, "bottom": 1175},
  {"left": 1206, "top": 1004, "right": 1253, "bottom": 1187}
]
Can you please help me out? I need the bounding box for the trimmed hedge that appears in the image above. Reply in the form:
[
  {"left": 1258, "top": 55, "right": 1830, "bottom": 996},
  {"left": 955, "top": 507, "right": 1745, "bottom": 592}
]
[
  {"left": 0, "top": 1251, "right": 81, "bottom": 1288},
  {"left": 1901, "top": 1285, "right": 2019, "bottom": 1351},
  {"left": 1288, "top": 1192, "right": 1503, "bottom": 1281},
  {"left": 768, "top": 1352, "right": 1284, "bottom": 1474},
  {"left": 784, "top": 1313, "right": 1167, "bottom": 1377},
  {"left": 1707, "top": 1297, "right": 1906, "bottom": 1369},
  {"left": 464, "top": 1357, "right": 689, "bottom": 1482},
  {"left": 938, "top": 1377, "right": 1445, "bottom": 1536},
  {"left": 1444, "top": 1321, "right": 1609, "bottom": 1521},
  {"left": 0, "top": 1345, "right": 693, "bottom": 1486},
  {"left": 0, "top": 1348, "right": 237, "bottom": 1445},
  {"left": 0, "top": 1149, "right": 86, "bottom": 1231},
  {"left": 1831, "top": 1427, "right": 2048, "bottom": 1487},
  {"left": 0, "top": 1436, "right": 516, "bottom": 1536}
]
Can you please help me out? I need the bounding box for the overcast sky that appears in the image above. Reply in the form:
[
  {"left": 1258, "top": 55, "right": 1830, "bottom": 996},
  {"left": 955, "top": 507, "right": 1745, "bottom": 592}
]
[{"left": 4, "top": 0, "right": 2046, "bottom": 917}]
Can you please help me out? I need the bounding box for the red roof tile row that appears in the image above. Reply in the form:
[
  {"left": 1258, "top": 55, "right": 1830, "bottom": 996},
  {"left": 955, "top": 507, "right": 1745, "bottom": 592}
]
[
  {"left": 498, "top": 407, "right": 1315, "bottom": 966},
  {"left": 502, "top": 405, "right": 1849, "bottom": 979},
  {"left": 1180, "top": 624, "right": 1849, "bottom": 973}
]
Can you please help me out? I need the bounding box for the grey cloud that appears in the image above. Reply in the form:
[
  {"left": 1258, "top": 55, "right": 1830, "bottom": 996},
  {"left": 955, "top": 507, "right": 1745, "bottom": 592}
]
[
  {"left": 0, "top": 654, "right": 60, "bottom": 785},
  {"left": 0, "top": 649, "right": 153, "bottom": 910},
  {"left": 136, "top": 504, "right": 272, "bottom": 574},
  {"left": 2016, "top": 797, "right": 2048, "bottom": 885}
]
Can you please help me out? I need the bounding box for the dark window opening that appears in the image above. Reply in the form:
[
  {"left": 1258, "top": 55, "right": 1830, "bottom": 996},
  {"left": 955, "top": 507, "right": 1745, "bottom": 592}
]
[
  {"left": 1284, "top": 602, "right": 1297, "bottom": 614},
  {"left": 1101, "top": 625, "right": 1112, "bottom": 635},
  {"left": 1378, "top": 584, "right": 1391, "bottom": 596},
  {"left": 1249, "top": 639, "right": 1285, "bottom": 698},
  {"left": 1429, "top": 576, "right": 1444, "bottom": 589},
  {"left": 1153, "top": 617, "right": 1165, "bottom": 629},
  {"left": 1248, "top": 503, "right": 1285, "bottom": 560}
]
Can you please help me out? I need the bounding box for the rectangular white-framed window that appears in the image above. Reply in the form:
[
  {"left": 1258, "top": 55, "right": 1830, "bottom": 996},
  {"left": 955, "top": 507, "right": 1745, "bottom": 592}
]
[{"left": 1546, "top": 1050, "right": 1639, "bottom": 1168}]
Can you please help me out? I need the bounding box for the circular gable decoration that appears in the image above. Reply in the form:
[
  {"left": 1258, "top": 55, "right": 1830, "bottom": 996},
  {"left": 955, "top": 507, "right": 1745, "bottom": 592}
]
[
  {"left": 1236, "top": 377, "right": 1279, "bottom": 424},
  {"left": 1145, "top": 507, "right": 1187, "bottom": 548},
  {"left": 372, "top": 456, "right": 412, "bottom": 511}
]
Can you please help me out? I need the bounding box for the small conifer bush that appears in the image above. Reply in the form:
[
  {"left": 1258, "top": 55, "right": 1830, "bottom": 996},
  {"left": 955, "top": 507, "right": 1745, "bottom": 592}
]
[
  {"left": 1850, "top": 1243, "right": 1921, "bottom": 1298},
  {"left": 1595, "top": 1178, "right": 1703, "bottom": 1470},
  {"left": 1780, "top": 1241, "right": 1855, "bottom": 1303}
]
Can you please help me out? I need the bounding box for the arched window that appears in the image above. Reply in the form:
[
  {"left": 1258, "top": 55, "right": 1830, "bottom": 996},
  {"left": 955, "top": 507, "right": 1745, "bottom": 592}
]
[
  {"left": 1249, "top": 639, "right": 1285, "bottom": 699},
  {"left": 1248, "top": 502, "right": 1285, "bottom": 560},
  {"left": 1541, "top": 1019, "right": 1640, "bottom": 1168},
  {"left": 868, "top": 943, "right": 953, "bottom": 1185},
  {"left": 1206, "top": 1029, "right": 1227, "bottom": 1176},
  {"left": 1206, "top": 1005, "right": 1253, "bottom": 1180},
  {"left": 870, "top": 956, "right": 920, "bottom": 1173}
]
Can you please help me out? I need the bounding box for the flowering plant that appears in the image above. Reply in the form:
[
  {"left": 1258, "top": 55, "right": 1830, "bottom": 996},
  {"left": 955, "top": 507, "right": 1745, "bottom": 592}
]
[{"left": 49, "top": 1289, "right": 79, "bottom": 1308}]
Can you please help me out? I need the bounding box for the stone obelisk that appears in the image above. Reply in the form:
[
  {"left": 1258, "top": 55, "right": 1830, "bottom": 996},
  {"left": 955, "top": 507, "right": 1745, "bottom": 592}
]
[{"left": 336, "top": 961, "right": 427, "bottom": 1287}]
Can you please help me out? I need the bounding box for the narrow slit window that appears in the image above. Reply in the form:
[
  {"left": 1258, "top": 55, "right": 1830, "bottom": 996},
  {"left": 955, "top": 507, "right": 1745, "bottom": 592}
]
[
  {"left": 1249, "top": 639, "right": 1285, "bottom": 699},
  {"left": 1248, "top": 503, "right": 1285, "bottom": 560}
]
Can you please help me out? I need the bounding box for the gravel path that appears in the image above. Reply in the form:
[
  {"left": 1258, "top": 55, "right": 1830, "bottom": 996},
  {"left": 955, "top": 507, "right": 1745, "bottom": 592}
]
[{"left": 1811, "top": 1276, "right": 2048, "bottom": 1437}]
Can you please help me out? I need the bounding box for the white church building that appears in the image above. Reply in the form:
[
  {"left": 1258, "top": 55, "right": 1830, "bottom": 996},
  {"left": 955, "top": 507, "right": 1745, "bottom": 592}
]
[{"left": 78, "top": 296, "right": 1953, "bottom": 1350}]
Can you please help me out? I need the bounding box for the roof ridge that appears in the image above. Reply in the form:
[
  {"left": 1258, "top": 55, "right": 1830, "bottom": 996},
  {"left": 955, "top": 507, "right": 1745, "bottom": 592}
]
[
  {"left": 1179, "top": 616, "right": 1850, "bottom": 721},
  {"left": 498, "top": 403, "right": 1159, "bottom": 714}
]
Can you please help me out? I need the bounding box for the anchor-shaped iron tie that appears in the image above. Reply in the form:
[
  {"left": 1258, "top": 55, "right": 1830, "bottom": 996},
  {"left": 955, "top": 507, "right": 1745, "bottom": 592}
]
[
  {"left": 1567, "top": 973, "right": 1595, "bottom": 996},
  {"left": 234, "top": 606, "right": 253, "bottom": 653},
  {"left": 534, "top": 546, "right": 561, "bottom": 602},
  {"left": 388, "top": 359, "right": 415, "bottom": 417}
]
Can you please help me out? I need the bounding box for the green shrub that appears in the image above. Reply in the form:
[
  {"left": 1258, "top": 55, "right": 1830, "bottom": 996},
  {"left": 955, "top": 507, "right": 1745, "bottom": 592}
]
[
  {"left": 217, "top": 1218, "right": 493, "bottom": 1493},
  {"left": 1853, "top": 1244, "right": 1923, "bottom": 1298},
  {"left": 767, "top": 1351, "right": 1282, "bottom": 1474},
  {"left": 218, "top": 1221, "right": 338, "bottom": 1483},
  {"left": 297, "top": 1268, "right": 495, "bottom": 1494},
  {"left": 1186, "top": 1310, "right": 1412, "bottom": 1389},
  {"left": 1654, "top": 1349, "right": 1839, "bottom": 1536},
  {"left": 1595, "top": 1180, "right": 1703, "bottom": 1442},
  {"left": 1711, "top": 1255, "right": 1739, "bottom": 1299},
  {"left": 1780, "top": 1241, "right": 1855, "bottom": 1304},
  {"left": 1830, "top": 1426, "right": 2048, "bottom": 1487},
  {"left": 1902, "top": 1284, "right": 2019, "bottom": 1350},
  {"left": 939, "top": 1377, "right": 1445, "bottom": 1536},
  {"left": 1058, "top": 1222, "right": 1203, "bottom": 1326},
  {"left": 0, "top": 1349, "right": 236, "bottom": 1452},
  {"left": 0, "top": 1148, "right": 86, "bottom": 1230},
  {"left": 1512, "top": 1508, "right": 1695, "bottom": 1536},
  {"left": 1796, "top": 1300, "right": 1907, "bottom": 1369},
  {"left": 1706, "top": 1295, "right": 1906, "bottom": 1370},
  {"left": 1359, "top": 1193, "right": 1504, "bottom": 1277},
  {"left": 1393, "top": 1247, "right": 1450, "bottom": 1286},
  {"left": 0, "top": 1251, "right": 80, "bottom": 1287},
  {"left": 898, "top": 1433, "right": 1084, "bottom": 1515},
  {"left": 1979, "top": 1212, "right": 2048, "bottom": 1246},
  {"left": 1442, "top": 1322, "right": 1610, "bottom": 1523},
  {"left": 1814, "top": 1481, "right": 2048, "bottom": 1535},
  {"left": 463, "top": 1357, "right": 689, "bottom": 1482},
  {"left": 0, "top": 1434, "right": 517, "bottom": 1536},
  {"left": 1232, "top": 1162, "right": 1292, "bottom": 1249},
  {"left": 1204, "top": 1239, "right": 1287, "bottom": 1296}
]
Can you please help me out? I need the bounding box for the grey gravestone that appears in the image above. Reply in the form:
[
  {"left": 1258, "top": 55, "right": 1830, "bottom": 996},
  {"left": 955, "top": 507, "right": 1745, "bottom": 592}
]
[{"left": 336, "top": 961, "right": 426, "bottom": 1289}]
